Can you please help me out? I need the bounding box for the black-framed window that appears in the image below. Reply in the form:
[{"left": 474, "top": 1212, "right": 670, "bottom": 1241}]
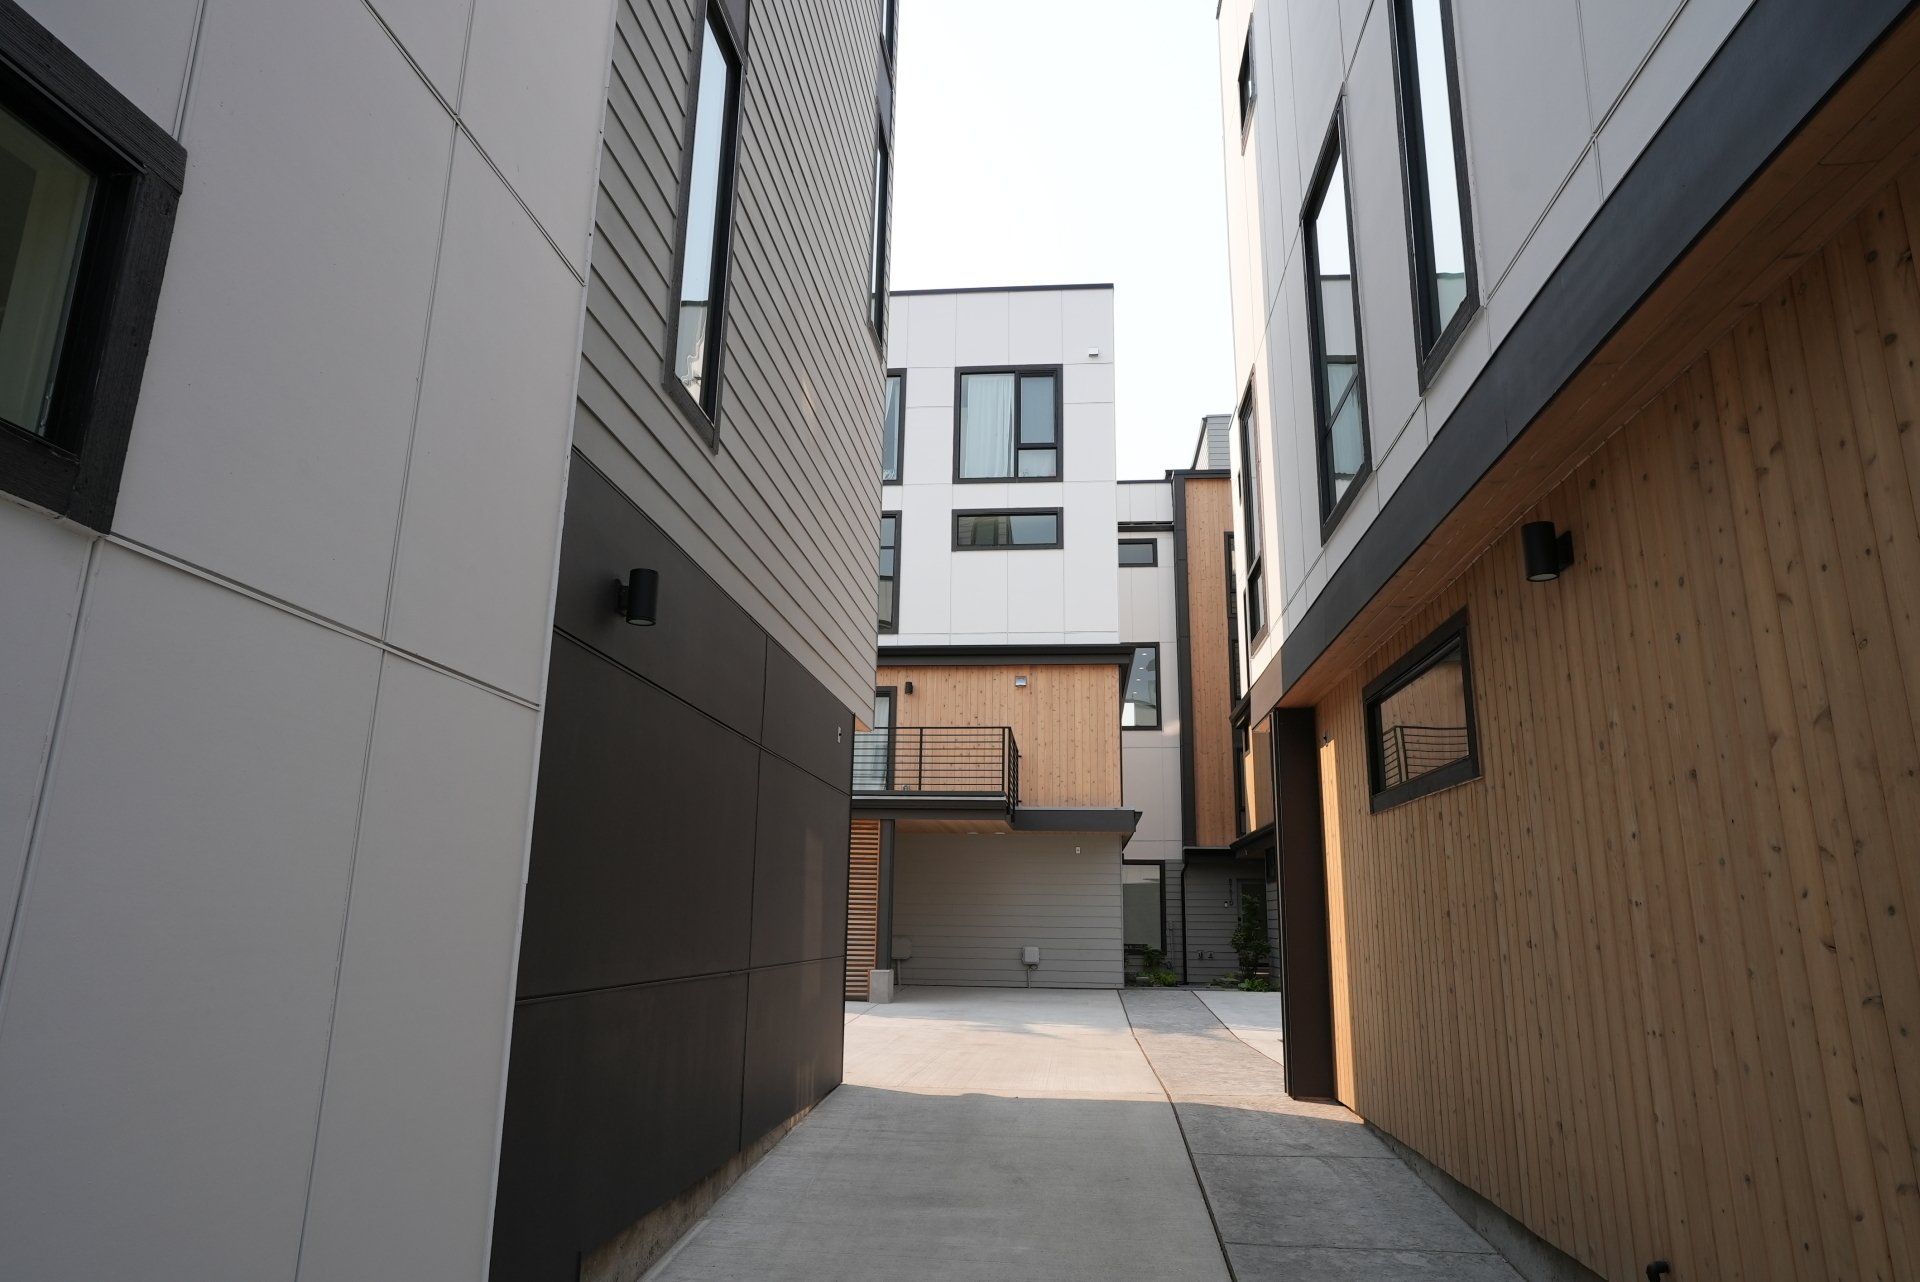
[
  {"left": 1236, "top": 387, "right": 1266, "bottom": 639},
  {"left": 1305, "top": 107, "right": 1371, "bottom": 536},
  {"left": 953, "top": 508, "right": 1061, "bottom": 549},
  {"left": 955, "top": 366, "right": 1058, "bottom": 480},
  {"left": 1236, "top": 24, "right": 1256, "bottom": 139},
  {"left": 1391, "top": 0, "right": 1477, "bottom": 378},
  {"left": 868, "top": 127, "right": 890, "bottom": 340},
  {"left": 1122, "top": 860, "right": 1166, "bottom": 956},
  {"left": 881, "top": 369, "right": 903, "bottom": 481},
  {"left": 854, "top": 686, "right": 895, "bottom": 791},
  {"left": 877, "top": 510, "right": 900, "bottom": 633},
  {"left": 881, "top": 0, "right": 900, "bottom": 64},
  {"left": 1122, "top": 643, "right": 1160, "bottom": 730},
  {"left": 1223, "top": 531, "right": 1243, "bottom": 698},
  {"left": 1118, "top": 538, "right": 1157, "bottom": 567},
  {"left": 1364, "top": 611, "right": 1480, "bottom": 811},
  {"left": 664, "top": 3, "right": 744, "bottom": 441},
  {"left": 0, "top": 6, "right": 184, "bottom": 532}
]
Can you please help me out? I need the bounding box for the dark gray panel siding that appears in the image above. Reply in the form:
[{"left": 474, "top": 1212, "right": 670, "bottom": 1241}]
[
  {"left": 492, "top": 456, "right": 852, "bottom": 1278},
  {"left": 577, "top": 0, "right": 888, "bottom": 717}
]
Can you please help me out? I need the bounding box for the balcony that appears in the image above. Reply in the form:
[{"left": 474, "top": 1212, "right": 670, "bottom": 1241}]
[{"left": 852, "top": 726, "right": 1020, "bottom": 816}]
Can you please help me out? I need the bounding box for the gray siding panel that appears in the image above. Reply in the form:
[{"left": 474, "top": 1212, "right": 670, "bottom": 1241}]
[
  {"left": 893, "top": 835, "right": 1124, "bottom": 989},
  {"left": 577, "top": 0, "right": 886, "bottom": 717}
]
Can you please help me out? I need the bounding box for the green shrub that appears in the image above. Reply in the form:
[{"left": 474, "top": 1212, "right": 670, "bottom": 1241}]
[{"left": 1231, "top": 890, "right": 1271, "bottom": 981}]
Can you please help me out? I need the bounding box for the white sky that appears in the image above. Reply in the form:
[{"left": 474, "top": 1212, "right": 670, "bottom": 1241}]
[{"left": 890, "top": 0, "right": 1236, "bottom": 480}]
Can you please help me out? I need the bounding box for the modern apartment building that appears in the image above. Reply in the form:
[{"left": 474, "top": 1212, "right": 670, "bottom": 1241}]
[
  {"left": 844, "top": 286, "right": 1245, "bottom": 998},
  {"left": 0, "top": 1, "right": 892, "bottom": 1278},
  {"left": 1219, "top": 1, "right": 1920, "bottom": 1279}
]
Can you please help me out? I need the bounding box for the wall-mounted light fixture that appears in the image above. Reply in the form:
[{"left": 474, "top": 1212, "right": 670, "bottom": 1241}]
[
  {"left": 613, "top": 567, "right": 659, "bottom": 625},
  {"left": 1014, "top": 674, "right": 1029, "bottom": 688},
  {"left": 904, "top": 680, "right": 914, "bottom": 694},
  {"left": 1521, "top": 521, "right": 1574, "bottom": 583}
]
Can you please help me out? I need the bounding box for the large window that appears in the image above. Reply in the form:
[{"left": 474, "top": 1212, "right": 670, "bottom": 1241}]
[
  {"left": 1305, "top": 110, "right": 1371, "bottom": 534},
  {"left": 953, "top": 508, "right": 1061, "bottom": 549},
  {"left": 955, "top": 367, "right": 1058, "bottom": 480},
  {"left": 868, "top": 130, "right": 891, "bottom": 339},
  {"left": 666, "top": 5, "right": 743, "bottom": 434},
  {"left": 877, "top": 511, "right": 900, "bottom": 633},
  {"left": 1123, "top": 861, "right": 1165, "bottom": 956},
  {"left": 881, "top": 371, "right": 903, "bottom": 481},
  {"left": 1364, "top": 612, "right": 1480, "bottom": 810},
  {"left": 1392, "top": 0, "right": 1477, "bottom": 375},
  {"left": 1123, "top": 643, "right": 1161, "bottom": 730},
  {"left": 0, "top": 11, "right": 184, "bottom": 532},
  {"left": 1236, "top": 388, "right": 1266, "bottom": 638}
]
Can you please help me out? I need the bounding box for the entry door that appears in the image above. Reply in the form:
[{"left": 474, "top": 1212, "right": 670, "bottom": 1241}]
[{"left": 853, "top": 689, "right": 894, "bottom": 791}]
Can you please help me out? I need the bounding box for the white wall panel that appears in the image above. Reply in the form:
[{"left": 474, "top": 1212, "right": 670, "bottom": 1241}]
[
  {"left": 0, "top": 546, "right": 381, "bottom": 1278},
  {"left": 386, "top": 135, "right": 580, "bottom": 700},
  {"left": 297, "top": 657, "right": 537, "bottom": 1282},
  {"left": 113, "top": 0, "right": 452, "bottom": 634},
  {"left": 17, "top": 0, "right": 200, "bottom": 134},
  {"left": 366, "top": 0, "right": 477, "bottom": 101}
]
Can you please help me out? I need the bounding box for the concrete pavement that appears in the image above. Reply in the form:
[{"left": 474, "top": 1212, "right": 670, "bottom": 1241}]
[{"left": 644, "top": 987, "right": 1517, "bottom": 1281}]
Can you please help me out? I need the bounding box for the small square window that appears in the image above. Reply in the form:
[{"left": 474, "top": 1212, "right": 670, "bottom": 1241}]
[
  {"left": 1118, "top": 539, "right": 1157, "bottom": 567},
  {"left": 1364, "top": 612, "right": 1480, "bottom": 811}
]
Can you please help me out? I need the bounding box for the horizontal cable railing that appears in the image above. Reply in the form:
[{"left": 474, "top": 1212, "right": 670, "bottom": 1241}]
[
  {"left": 852, "top": 726, "right": 1020, "bottom": 810},
  {"left": 1380, "top": 723, "right": 1469, "bottom": 789}
]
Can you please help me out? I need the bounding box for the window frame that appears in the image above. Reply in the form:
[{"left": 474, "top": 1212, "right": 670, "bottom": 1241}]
[
  {"left": 877, "top": 509, "right": 901, "bottom": 634},
  {"left": 881, "top": 368, "right": 904, "bottom": 482},
  {"left": 881, "top": 0, "right": 900, "bottom": 66},
  {"left": 867, "top": 121, "right": 891, "bottom": 346},
  {"left": 0, "top": 4, "right": 185, "bottom": 533},
  {"left": 1303, "top": 103, "right": 1373, "bottom": 542},
  {"left": 661, "top": 0, "right": 747, "bottom": 450},
  {"left": 1122, "top": 641, "right": 1162, "bottom": 731},
  {"left": 1235, "top": 384, "right": 1266, "bottom": 643},
  {"left": 951, "top": 364, "right": 1063, "bottom": 483},
  {"left": 1362, "top": 609, "right": 1481, "bottom": 812},
  {"left": 1118, "top": 537, "right": 1158, "bottom": 567},
  {"left": 1122, "top": 858, "right": 1167, "bottom": 956},
  {"left": 951, "top": 506, "right": 1063, "bottom": 551},
  {"left": 1389, "top": 0, "right": 1479, "bottom": 386}
]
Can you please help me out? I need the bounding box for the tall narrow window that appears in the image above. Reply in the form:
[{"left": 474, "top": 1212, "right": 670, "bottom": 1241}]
[
  {"left": 1236, "top": 388, "right": 1266, "bottom": 638},
  {"left": 1305, "top": 112, "right": 1370, "bottom": 533},
  {"left": 878, "top": 511, "right": 900, "bottom": 633},
  {"left": 1122, "top": 861, "right": 1165, "bottom": 956},
  {"left": 955, "top": 368, "right": 1058, "bottom": 480},
  {"left": 1393, "top": 0, "right": 1476, "bottom": 373},
  {"left": 881, "top": 371, "right": 903, "bottom": 481},
  {"left": 1223, "top": 531, "right": 1243, "bottom": 698},
  {"left": 1236, "top": 25, "right": 1256, "bottom": 137},
  {"left": 881, "top": 0, "right": 900, "bottom": 63},
  {"left": 1123, "top": 644, "right": 1161, "bottom": 729},
  {"left": 868, "top": 131, "right": 891, "bottom": 338},
  {"left": 667, "top": 6, "right": 742, "bottom": 430}
]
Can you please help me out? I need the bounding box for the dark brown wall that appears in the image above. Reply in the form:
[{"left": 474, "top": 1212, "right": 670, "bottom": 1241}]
[{"left": 491, "top": 458, "right": 850, "bottom": 1279}]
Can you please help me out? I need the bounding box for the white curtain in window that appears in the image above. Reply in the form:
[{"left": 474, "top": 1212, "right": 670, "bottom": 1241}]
[{"left": 958, "top": 373, "right": 1015, "bottom": 478}]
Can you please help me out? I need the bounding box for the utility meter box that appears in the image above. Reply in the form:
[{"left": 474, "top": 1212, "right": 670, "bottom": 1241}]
[
  {"left": 1021, "top": 945, "right": 1041, "bottom": 967},
  {"left": 891, "top": 936, "right": 913, "bottom": 961}
]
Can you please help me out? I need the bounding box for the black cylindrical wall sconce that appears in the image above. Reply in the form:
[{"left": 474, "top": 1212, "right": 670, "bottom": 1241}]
[
  {"left": 1521, "top": 521, "right": 1574, "bottom": 582},
  {"left": 614, "top": 567, "right": 659, "bottom": 625}
]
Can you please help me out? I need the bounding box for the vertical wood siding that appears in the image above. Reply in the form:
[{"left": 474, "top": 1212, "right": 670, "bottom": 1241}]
[
  {"left": 1182, "top": 476, "right": 1239, "bottom": 844},
  {"left": 845, "top": 820, "right": 880, "bottom": 1000},
  {"left": 1316, "top": 167, "right": 1920, "bottom": 1282},
  {"left": 578, "top": 0, "right": 887, "bottom": 716},
  {"left": 877, "top": 662, "right": 1122, "bottom": 807}
]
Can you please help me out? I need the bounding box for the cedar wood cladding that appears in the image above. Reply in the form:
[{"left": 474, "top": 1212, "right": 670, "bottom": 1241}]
[
  {"left": 1318, "top": 162, "right": 1920, "bottom": 1282},
  {"left": 1179, "top": 475, "right": 1236, "bottom": 845},
  {"left": 576, "top": 0, "right": 887, "bottom": 716}
]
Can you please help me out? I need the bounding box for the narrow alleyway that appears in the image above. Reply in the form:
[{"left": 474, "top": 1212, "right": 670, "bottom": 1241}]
[{"left": 643, "top": 988, "right": 1517, "bottom": 1281}]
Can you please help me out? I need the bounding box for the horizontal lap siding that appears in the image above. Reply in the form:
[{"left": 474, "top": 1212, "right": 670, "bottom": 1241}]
[
  {"left": 1318, "top": 166, "right": 1920, "bottom": 1282},
  {"left": 581, "top": 0, "right": 886, "bottom": 717},
  {"left": 893, "top": 835, "right": 1122, "bottom": 989}
]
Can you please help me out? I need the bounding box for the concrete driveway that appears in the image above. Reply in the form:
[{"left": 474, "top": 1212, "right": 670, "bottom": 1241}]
[{"left": 644, "top": 987, "right": 1517, "bottom": 1281}]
